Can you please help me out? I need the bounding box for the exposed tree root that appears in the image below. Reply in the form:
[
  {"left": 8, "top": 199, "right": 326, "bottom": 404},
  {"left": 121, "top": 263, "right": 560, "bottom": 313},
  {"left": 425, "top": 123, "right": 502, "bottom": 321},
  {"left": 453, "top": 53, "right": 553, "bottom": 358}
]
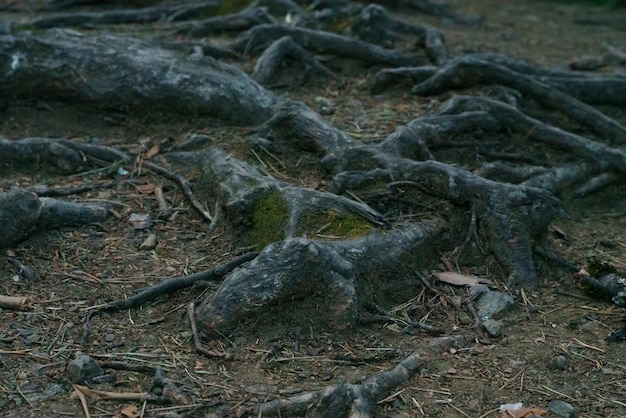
[
  {"left": 410, "top": 55, "right": 626, "bottom": 143},
  {"left": 241, "top": 352, "right": 425, "bottom": 417},
  {"left": 251, "top": 99, "right": 354, "bottom": 154},
  {"left": 59, "top": 139, "right": 215, "bottom": 222},
  {"left": 0, "top": 29, "right": 277, "bottom": 125},
  {"left": 252, "top": 35, "right": 337, "bottom": 87},
  {"left": 248, "top": 96, "right": 564, "bottom": 287},
  {"left": 198, "top": 146, "right": 387, "bottom": 238},
  {"left": 3, "top": 1, "right": 625, "bottom": 414},
  {"left": 196, "top": 219, "right": 445, "bottom": 334},
  {"left": 230, "top": 24, "right": 429, "bottom": 67},
  {"left": 30, "top": 1, "right": 220, "bottom": 28},
  {"left": 0, "top": 189, "right": 109, "bottom": 250},
  {"left": 92, "top": 252, "right": 259, "bottom": 314},
  {"left": 171, "top": 4, "right": 277, "bottom": 37},
  {"left": 0, "top": 136, "right": 85, "bottom": 174},
  {"left": 330, "top": 159, "right": 563, "bottom": 287},
  {"left": 438, "top": 95, "right": 626, "bottom": 194}
]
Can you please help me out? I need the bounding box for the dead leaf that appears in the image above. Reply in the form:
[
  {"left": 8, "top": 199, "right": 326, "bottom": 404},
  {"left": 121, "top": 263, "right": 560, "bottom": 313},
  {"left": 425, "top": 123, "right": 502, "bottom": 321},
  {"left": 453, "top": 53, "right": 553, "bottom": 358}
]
[
  {"left": 145, "top": 144, "right": 160, "bottom": 159},
  {"left": 139, "top": 233, "right": 158, "bottom": 250},
  {"left": 129, "top": 213, "right": 153, "bottom": 229},
  {"left": 500, "top": 406, "right": 547, "bottom": 418},
  {"left": 433, "top": 271, "right": 493, "bottom": 287},
  {"left": 384, "top": 323, "right": 403, "bottom": 333},
  {"left": 135, "top": 183, "right": 158, "bottom": 194},
  {"left": 121, "top": 404, "right": 140, "bottom": 418}
]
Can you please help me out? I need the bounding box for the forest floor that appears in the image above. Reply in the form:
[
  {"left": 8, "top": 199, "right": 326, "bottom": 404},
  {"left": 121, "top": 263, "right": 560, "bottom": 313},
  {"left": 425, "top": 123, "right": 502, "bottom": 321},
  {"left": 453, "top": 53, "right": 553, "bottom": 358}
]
[{"left": 1, "top": 1, "right": 626, "bottom": 417}]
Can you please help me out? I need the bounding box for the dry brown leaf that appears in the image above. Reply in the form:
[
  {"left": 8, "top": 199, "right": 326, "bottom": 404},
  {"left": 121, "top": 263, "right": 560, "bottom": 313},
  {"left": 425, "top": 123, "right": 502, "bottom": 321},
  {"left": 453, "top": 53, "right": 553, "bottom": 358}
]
[
  {"left": 384, "top": 323, "right": 403, "bottom": 333},
  {"left": 135, "top": 183, "right": 158, "bottom": 194},
  {"left": 139, "top": 233, "right": 158, "bottom": 250},
  {"left": 501, "top": 406, "right": 547, "bottom": 418},
  {"left": 121, "top": 404, "right": 141, "bottom": 418},
  {"left": 145, "top": 144, "right": 160, "bottom": 159},
  {"left": 433, "top": 271, "right": 493, "bottom": 286}
]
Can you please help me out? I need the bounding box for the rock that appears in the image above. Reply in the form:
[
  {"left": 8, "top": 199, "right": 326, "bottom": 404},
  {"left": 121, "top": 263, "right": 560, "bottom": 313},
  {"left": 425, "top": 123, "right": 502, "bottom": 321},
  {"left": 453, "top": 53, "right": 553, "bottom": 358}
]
[
  {"left": 25, "top": 333, "right": 41, "bottom": 344},
  {"left": 548, "top": 400, "right": 574, "bottom": 417},
  {"left": 581, "top": 321, "right": 598, "bottom": 332},
  {"left": 244, "top": 384, "right": 277, "bottom": 395},
  {"left": 549, "top": 355, "right": 568, "bottom": 370},
  {"left": 458, "top": 311, "right": 472, "bottom": 325},
  {"left": 428, "top": 334, "right": 471, "bottom": 351},
  {"left": 475, "top": 291, "right": 515, "bottom": 319},
  {"left": 467, "top": 398, "right": 481, "bottom": 411},
  {"left": 66, "top": 354, "right": 104, "bottom": 384},
  {"left": 481, "top": 319, "right": 502, "bottom": 337}
]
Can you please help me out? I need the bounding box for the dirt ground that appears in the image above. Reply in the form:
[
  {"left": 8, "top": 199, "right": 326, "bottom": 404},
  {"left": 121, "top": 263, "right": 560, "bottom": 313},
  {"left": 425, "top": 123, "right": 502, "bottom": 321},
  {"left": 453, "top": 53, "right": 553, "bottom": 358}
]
[{"left": 1, "top": 1, "right": 626, "bottom": 417}]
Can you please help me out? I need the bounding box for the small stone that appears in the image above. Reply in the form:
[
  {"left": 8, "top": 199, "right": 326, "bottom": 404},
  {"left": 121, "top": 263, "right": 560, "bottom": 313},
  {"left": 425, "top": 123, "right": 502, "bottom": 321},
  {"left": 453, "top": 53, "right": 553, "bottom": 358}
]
[
  {"left": 458, "top": 312, "right": 472, "bottom": 325},
  {"left": 467, "top": 398, "right": 480, "bottom": 411},
  {"left": 92, "top": 373, "right": 116, "bottom": 384},
  {"left": 66, "top": 354, "right": 104, "bottom": 384},
  {"left": 475, "top": 291, "right": 515, "bottom": 319},
  {"left": 428, "top": 334, "right": 471, "bottom": 351},
  {"left": 481, "top": 319, "right": 502, "bottom": 337},
  {"left": 548, "top": 400, "right": 574, "bottom": 417},
  {"left": 245, "top": 384, "right": 276, "bottom": 395},
  {"left": 139, "top": 233, "right": 158, "bottom": 250},
  {"left": 346, "top": 371, "right": 365, "bottom": 384},
  {"left": 581, "top": 321, "right": 598, "bottom": 332},
  {"left": 104, "top": 333, "right": 115, "bottom": 342},
  {"left": 549, "top": 355, "right": 568, "bottom": 370}
]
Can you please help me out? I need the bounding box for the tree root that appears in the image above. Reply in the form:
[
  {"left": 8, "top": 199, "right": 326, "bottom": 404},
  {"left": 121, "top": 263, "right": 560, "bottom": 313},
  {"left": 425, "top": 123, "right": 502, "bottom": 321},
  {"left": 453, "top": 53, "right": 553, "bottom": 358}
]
[
  {"left": 230, "top": 23, "right": 429, "bottom": 67},
  {"left": 172, "top": 5, "right": 276, "bottom": 37},
  {"left": 0, "top": 136, "right": 85, "bottom": 174},
  {"left": 252, "top": 35, "right": 337, "bottom": 87},
  {"left": 0, "top": 29, "right": 277, "bottom": 125},
  {"left": 241, "top": 352, "right": 425, "bottom": 417},
  {"left": 92, "top": 251, "right": 259, "bottom": 314},
  {"left": 30, "top": 1, "right": 220, "bottom": 28},
  {"left": 0, "top": 189, "right": 109, "bottom": 250},
  {"left": 58, "top": 139, "right": 215, "bottom": 222},
  {"left": 411, "top": 55, "right": 626, "bottom": 143},
  {"left": 195, "top": 219, "right": 445, "bottom": 334},
  {"left": 198, "top": 146, "right": 387, "bottom": 242}
]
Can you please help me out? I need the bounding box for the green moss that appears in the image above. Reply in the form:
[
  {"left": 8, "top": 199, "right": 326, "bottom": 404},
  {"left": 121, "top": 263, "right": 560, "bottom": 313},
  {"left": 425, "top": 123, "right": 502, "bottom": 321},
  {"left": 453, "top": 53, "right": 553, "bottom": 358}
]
[
  {"left": 587, "top": 259, "right": 617, "bottom": 277},
  {"left": 243, "top": 191, "right": 376, "bottom": 247},
  {"left": 542, "top": 0, "right": 624, "bottom": 6},
  {"left": 10, "top": 24, "right": 40, "bottom": 35},
  {"left": 325, "top": 18, "right": 352, "bottom": 34},
  {"left": 245, "top": 190, "right": 289, "bottom": 248},
  {"left": 216, "top": 0, "right": 256, "bottom": 15},
  {"left": 300, "top": 211, "right": 374, "bottom": 240}
]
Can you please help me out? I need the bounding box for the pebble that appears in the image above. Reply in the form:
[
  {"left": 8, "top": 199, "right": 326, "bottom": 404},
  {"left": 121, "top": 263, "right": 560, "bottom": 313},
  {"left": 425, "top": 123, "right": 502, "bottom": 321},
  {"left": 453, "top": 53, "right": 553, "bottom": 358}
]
[
  {"left": 581, "top": 321, "right": 598, "bottom": 332},
  {"left": 548, "top": 400, "right": 574, "bottom": 417},
  {"left": 428, "top": 334, "right": 470, "bottom": 351},
  {"left": 475, "top": 291, "right": 515, "bottom": 319},
  {"left": 549, "top": 355, "right": 568, "bottom": 370},
  {"left": 481, "top": 319, "right": 502, "bottom": 337},
  {"left": 66, "top": 354, "right": 104, "bottom": 384}
]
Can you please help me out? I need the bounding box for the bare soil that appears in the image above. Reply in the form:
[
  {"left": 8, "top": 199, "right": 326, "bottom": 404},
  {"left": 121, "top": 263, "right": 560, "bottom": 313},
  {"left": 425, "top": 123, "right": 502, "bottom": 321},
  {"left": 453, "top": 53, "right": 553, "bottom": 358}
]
[{"left": 1, "top": 1, "right": 626, "bottom": 417}]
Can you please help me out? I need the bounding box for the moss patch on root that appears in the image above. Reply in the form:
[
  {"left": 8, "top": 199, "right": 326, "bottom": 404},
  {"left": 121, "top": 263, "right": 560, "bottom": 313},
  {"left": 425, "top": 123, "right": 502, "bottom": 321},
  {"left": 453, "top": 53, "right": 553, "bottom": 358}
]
[
  {"left": 300, "top": 211, "right": 374, "bottom": 240},
  {"left": 245, "top": 190, "right": 289, "bottom": 248},
  {"left": 216, "top": 0, "right": 256, "bottom": 15}
]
